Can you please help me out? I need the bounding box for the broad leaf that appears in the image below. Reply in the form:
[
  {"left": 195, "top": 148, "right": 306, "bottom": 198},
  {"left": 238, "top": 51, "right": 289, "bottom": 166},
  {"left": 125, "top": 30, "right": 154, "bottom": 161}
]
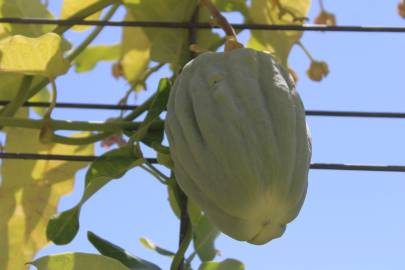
[
  {"left": 0, "top": 109, "right": 94, "bottom": 270},
  {"left": 61, "top": 0, "right": 102, "bottom": 32},
  {"left": 124, "top": 0, "right": 198, "bottom": 66},
  {"left": 88, "top": 231, "right": 161, "bottom": 270},
  {"left": 193, "top": 215, "right": 220, "bottom": 262},
  {"left": 199, "top": 259, "right": 245, "bottom": 270},
  {"left": 247, "top": 0, "right": 311, "bottom": 67},
  {"left": 0, "top": 33, "right": 70, "bottom": 77},
  {"left": 47, "top": 145, "right": 144, "bottom": 245},
  {"left": 74, "top": 44, "right": 120, "bottom": 73},
  {"left": 0, "top": 0, "right": 53, "bottom": 36},
  {"left": 29, "top": 252, "right": 132, "bottom": 270},
  {"left": 120, "top": 12, "right": 151, "bottom": 84}
]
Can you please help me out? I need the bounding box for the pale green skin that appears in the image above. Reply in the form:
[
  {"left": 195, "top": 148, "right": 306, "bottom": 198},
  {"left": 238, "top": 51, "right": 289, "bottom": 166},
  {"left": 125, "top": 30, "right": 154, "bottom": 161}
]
[{"left": 165, "top": 48, "right": 312, "bottom": 245}]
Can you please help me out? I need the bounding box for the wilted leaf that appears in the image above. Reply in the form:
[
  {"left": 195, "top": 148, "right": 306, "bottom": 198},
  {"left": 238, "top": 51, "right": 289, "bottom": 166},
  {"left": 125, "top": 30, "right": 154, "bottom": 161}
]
[
  {"left": 47, "top": 146, "right": 144, "bottom": 245},
  {"left": 74, "top": 44, "right": 120, "bottom": 73},
  {"left": 0, "top": 33, "right": 70, "bottom": 77},
  {"left": 0, "top": 109, "right": 94, "bottom": 270},
  {"left": 120, "top": 12, "right": 151, "bottom": 84},
  {"left": 247, "top": 0, "right": 311, "bottom": 67},
  {"left": 29, "top": 252, "right": 132, "bottom": 270},
  {"left": 88, "top": 232, "right": 161, "bottom": 270},
  {"left": 199, "top": 259, "right": 245, "bottom": 270},
  {"left": 0, "top": 0, "right": 53, "bottom": 36},
  {"left": 124, "top": 0, "right": 198, "bottom": 66},
  {"left": 193, "top": 215, "right": 220, "bottom": 262},
  {"left": 61, "top": 0, "right": 102, "bottom": 31}
]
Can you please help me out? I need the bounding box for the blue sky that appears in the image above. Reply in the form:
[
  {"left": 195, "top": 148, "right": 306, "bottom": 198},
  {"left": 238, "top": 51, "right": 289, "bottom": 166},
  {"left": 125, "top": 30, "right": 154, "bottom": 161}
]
[{"left": 33, "top": 1, "right": 405, "bottom": 269}]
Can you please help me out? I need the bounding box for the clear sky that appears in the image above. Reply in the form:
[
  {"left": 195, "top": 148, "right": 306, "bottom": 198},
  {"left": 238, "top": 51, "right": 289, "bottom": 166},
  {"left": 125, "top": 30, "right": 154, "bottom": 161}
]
[{"left": 33, "top": 1, "right": 405, "bottom": 269}]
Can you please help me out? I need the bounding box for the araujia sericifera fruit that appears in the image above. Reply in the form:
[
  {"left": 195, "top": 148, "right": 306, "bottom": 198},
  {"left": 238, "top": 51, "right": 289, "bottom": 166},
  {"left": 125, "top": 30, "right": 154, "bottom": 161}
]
[{"left": 165, "top": 48, "right": 312, "bottom": 245}]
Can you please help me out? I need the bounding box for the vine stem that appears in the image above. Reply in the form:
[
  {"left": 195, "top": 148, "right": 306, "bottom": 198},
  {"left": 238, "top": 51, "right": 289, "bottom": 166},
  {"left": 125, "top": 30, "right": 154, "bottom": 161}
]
[
  {"left": 296, "top": 41, "right": 315, "bottom": 61},
  {"left": 0, "top": 116, "right": 164, "bottom": 132},
  {"left": 200, "top": 0, "right": 237, "bottom": 38}
]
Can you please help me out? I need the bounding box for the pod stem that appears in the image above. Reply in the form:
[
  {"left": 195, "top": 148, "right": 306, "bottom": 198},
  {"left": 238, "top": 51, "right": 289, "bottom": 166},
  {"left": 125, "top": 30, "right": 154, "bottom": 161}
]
[{"left": 200, "top": 0, "right": 243, "bottom": 51}]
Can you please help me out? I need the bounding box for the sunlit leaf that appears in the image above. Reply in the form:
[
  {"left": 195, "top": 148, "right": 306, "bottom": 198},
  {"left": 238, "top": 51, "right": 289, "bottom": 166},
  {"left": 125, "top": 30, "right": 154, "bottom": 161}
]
[
  {"left": 247, "top": 0, "right": 311, "bottom": 67},
  {"left": 120, "top": 12, "right": 151, "bottom": 84},
  {"left": 0, "top": 0, "right": 53, "bottom": 36},
  {"left": 61, "top": 0, "right": 102, "bottom": 32},
  {"left": 0, "top": 109, "right": 94, "bottom": 270},
  {"left": 139, "top": 237, "right": 175, "bottom": 257},
  {"left": 198, "top": 259, "right": 245, "bottom": 270},
  {"left": 29, "top": 252, "right": 132, "bottom": 270},
  {"left": 0, "top": 33, "right": 70, "bottom": 77},
  {"left": 29, "top": 87, "right": 50, "bottom": 116},
  {"left": 214, "top": 0, "right": 248, "bottom": 15},
  {"left": 124, "top": 0, "right": 198, "bottom": 66},
  {"left": 74, "top": 44, "right": 120, "bottom": 73},
  {"left": 88, "top": 231, "right": 162, "bottom": 270},
  {"left": 0, "top": 23, "right": 9, "bottom": 40},
  {"left": 47, "top": 146, "right": 144, "bottom": 245},
  {"left": 193, "top": 215, "right": 220, "bottom": 262}
]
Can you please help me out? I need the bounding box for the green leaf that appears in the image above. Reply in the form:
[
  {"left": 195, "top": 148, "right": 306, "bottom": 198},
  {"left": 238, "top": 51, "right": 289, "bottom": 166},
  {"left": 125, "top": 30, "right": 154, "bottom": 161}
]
[
  {"left": 0, "top": 0, "right": 53, "bottom": 36},
  {"left": 196, "top": 4, "right": 222, "bottom": 51},
  {"left": 139, "top": 237, "right": 175, "bottom": 257},
  {"left": 0, "top": 112, "right": 94, "bottom": 270},
  {"left": 47, "top": 146, "right": 144, "bottom": 245},
  {"left": 88, "top": 231, "right": 161, "bottom": 270},
  {"left": 193, "top": 215, "right": 220, "bottom": 262},
  {"left": 140, "top": 127, "right": 164, "bottom": 149},
  {"left": 198, "top": 259, "right": 245, "bottom": 270},
  {"left": 120, "top": 12, "right": 151, "bottom": 84},
  {"left": 167, "top": 180, "right": 201, "bottom": 224},
  {"left": 46, "top": 208, "right": 80, "bottom": 245},
  {"left": 133, "top": 78, "right": 171, "bottom": 141},
  {"left": 247, "top": 0, "right": 311, "bottom": 67},
  {"left": 0, "top": 33, "right": 70, "bottom": 77},
  {"left": 29, "top": 252, "right": 132, "bottom": 270},
  {"left": 74, "top": 44, "right": 120, "bottom": 73},
  {"left": 124, "top": 0, "right": 198, "bottom": 66}
]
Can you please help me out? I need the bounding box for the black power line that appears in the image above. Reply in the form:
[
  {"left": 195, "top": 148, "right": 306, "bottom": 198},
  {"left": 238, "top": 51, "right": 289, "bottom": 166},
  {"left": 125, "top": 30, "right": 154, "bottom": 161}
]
[
  {"left": 2, "top": 100, "right": 405, "bottom": 119},
  {"left": 0, "top": 152, "right": 404, "bottom": 172},
  {"left": 1, "top": 18, "right": 405, "bottom": 33}
]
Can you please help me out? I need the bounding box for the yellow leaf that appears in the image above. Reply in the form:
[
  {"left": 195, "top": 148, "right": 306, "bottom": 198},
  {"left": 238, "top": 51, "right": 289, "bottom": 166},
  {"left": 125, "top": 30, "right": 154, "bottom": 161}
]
[
  {"left": 0, "top": 109, "right": 94, "bottom": 270},
  {"left": 0, "top": 0, "right": 54, "bottom": 37},
  {"left": 30, "top": 252, "right": 132, "bottom": 270},
  {"left": 60, "top": 0, "right": 101, "bottom": 32},
  {"left": 247, "top": 0, "right": 311, "bottom": 67},
  {"left": 0, "top": 33, "right": 70, "bottom": 77},
  {"left": 0, "top": 23, "right": 9, "bottom": 40},
  {"left": 124, "top": 0, "right": 198, "bottom": 66},
  {"left": 120, "top": 12, "right": 150, "bottom": 84}
]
